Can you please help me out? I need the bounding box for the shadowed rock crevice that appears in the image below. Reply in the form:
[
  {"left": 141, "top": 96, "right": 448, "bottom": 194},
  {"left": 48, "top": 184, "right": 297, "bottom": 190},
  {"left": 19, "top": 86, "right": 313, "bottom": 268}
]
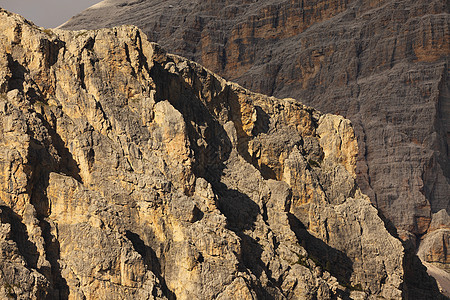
[
  {"left": 125, "top": 230, "right": 176, "bottom": 300},
  {"left": 22, "top": 116, "right": 80, "bottom": 299},
  {"left": 213, "top": 182, "right": 287, "bottom": 298},
  {"left": 40, "top": 37, "right": 65, "bottom": 69},
  {"left": 150, "top": 57, "right": 283, "bottom": 296},
  {"left": 226, "top": 92, "right": 277, "bottom": 180},
  {"left": 214, "top": 183, "right": 260, "bottom": 232},
  {"left": 287, "top": 213, "right": 354, "bottom": 286},
  {"left": 0, "top": 206, "right": 51, "bottom": 298},
  {"left": 40, "top": 219, "right": 69, "bottom": 299},
  {"left": 150, "top": 58, "right": 233, "bottom": 184},
  {"left": 59, "top": 0, "right": 450, "bottom": 280},
  {"left": 0, "top": 8, "right": 446, "bottom": 299},
  {"left": 6, "top": 55, "right": 27, "bottom": 93},
  {"left": 23, "top": 95, "right": 82, "bottom": 213},
  {"left": 401, "top": 247, "right": 443, "bottom": 299},
  {"left": 0, "top": 206, "right": 40, "bottom": 270},
  {"left": 2, "top": 65, "right": 81, "bottom": 297}
]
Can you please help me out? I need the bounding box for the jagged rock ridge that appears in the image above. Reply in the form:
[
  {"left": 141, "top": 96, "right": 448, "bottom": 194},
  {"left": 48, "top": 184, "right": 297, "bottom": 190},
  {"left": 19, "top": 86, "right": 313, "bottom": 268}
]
[
  {"left": 0, "top": 8, "right": 444, "bottom": 300},
  {"left": 60, "top": 0, "right": 450, "bottom": 273}
]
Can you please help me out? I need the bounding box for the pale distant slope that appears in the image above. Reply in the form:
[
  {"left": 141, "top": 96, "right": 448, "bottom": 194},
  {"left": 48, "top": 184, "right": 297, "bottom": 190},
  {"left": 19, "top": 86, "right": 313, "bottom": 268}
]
[
  {"left": 58, "top": 1, "right": 117, "bottom": 28},
  {"left": 0, "top": 0, "right": 101, "bottom": 28}
]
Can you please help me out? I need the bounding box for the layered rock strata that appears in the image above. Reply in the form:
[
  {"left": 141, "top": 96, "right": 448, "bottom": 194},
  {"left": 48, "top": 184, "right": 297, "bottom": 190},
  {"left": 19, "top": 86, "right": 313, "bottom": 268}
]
[
  {"left": 60, "top": 0, "right": 450, "bottom": 271},
  {"left": 0, "top": 8, "right": 444, "bottom": 299}
]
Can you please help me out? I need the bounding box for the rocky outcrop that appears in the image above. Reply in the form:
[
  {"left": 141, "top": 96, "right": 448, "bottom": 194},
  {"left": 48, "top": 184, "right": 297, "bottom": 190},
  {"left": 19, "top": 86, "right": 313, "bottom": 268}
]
[
  {"left": 0, "top": 8, "right": 444, "bottom": 299},
  {"left": 418, "top": 210, "right": 450, "bottom": 272},
  {"left": 60, "top": 0, "right": 450, "bottom": 271}
]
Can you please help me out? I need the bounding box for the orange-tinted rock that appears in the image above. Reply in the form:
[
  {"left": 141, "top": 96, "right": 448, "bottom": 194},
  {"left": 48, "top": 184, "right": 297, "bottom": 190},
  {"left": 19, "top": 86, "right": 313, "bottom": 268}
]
[
  {"left": 1, "top": 8, "right": 424, "bottom": 299},
  {"left": 61, "top": 0, "right": 450, "bottom": 270}
]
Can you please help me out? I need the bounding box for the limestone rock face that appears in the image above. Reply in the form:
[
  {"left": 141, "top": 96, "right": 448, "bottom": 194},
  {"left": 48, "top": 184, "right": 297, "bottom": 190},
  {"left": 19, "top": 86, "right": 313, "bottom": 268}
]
[
  {"left": 418, "top": 210, "right": 450, "bottom": 272},
  {"left": 60, "top": 0, "right": 450, "bottom": 270},
  {"left": 0, "top": 8, "right": 444, "bottom": 300}
]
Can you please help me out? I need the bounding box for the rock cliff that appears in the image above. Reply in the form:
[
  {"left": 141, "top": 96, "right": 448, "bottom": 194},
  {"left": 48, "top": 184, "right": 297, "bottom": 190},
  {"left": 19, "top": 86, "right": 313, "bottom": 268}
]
[
  {"left": 60, "top": 0, "right": 450, "bottom": 273},
  {"left": 0, "top": 7, "right": 445, "bottom": 299}
]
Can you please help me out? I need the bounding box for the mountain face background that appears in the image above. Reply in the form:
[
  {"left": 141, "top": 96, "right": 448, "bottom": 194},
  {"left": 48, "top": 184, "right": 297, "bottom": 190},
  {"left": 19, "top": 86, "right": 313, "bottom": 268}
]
[
  {"left": 0, "top": 7, "right": 446, "bottom": 299},
  {"left": 60, "top": 0, "right": 450, "bottom": 274}
]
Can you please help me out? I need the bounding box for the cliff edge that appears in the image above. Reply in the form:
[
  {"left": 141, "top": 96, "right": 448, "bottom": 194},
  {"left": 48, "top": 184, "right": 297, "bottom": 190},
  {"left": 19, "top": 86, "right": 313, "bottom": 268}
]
[
  {"left": 0, "top": 8, "right": 444, "bottom": 299},
  {"left": 60, "top": 0, "right": 450, "bottom": 275}
]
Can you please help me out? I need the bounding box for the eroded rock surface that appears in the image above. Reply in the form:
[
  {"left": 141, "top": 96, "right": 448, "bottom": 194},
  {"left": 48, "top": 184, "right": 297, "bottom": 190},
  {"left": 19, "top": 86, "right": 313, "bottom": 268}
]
[
  {"left": 418, "top": 209, "right": 450, "bottom": 272},
  {"left": 0, "top": 8, "right": 444, "bottom": 299},
  {"left": 60, "top": 0, "right": 450, "bottom": 272}
]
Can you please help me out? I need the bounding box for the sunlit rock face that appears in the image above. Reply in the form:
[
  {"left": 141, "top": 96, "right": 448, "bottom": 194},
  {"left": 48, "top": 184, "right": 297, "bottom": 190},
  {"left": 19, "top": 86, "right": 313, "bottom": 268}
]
[
  {"left": 0, "top": 7, "right": 445, "bottom": 300},
  {"left": 61, "top": 0, "right": 450, "bottom": 274}
]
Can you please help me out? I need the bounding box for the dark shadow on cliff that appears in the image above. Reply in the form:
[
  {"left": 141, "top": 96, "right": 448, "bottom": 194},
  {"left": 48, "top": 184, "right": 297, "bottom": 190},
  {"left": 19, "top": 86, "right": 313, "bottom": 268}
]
[
  {"left": 25, "top": 138, "right": 74, "bottom": 299},
  {"left": 150, "top": 57, "right": 261, "bottom": 228},
  {"left": 3, "top": 50, "right": 83, "bottom": 299},
  {"left": 39, "top": 219, "right": 69, "bottom": 299},
  {"left": 402, "top": 254, "right": 448, "bottom": 299},
  {"left": 0, "top": 206, "right": 52, "bottom": 298},
  {"left": 0, "top": 206, "right": 40, "bottom": 269},
  {"left": 23, "top": 100, "right": 83, "bottom": 299},
  {"left": 400, "top": 237, "right": 446, "bottom": 299},
  {"left": 150, "top": 56, "right": 281, "bottom": 298},
  {"left": 150, "top": 56, "right": 233, "bottom": 185},
  {"left": 125, "top": 230, "right": 176, "bottom": 300},
  {"left": 213, "top": 184, "right": 279, "bottom": 299},
  {"left": 376, "top": 196, "right": 445, "bottom": 298},
  {"left": 213, "top": 184, "right": 279, "bottom": 298},
  {"left": 6, "top": 55, "right": 27, "bottom": 93},
  {"left": 287, "top": 213, "right": 354, "bottom": 288},
  {"left": 213, "top": 185, "right": 259, "bottom": 231},
  {"left": 377, "top": 208, "right": 400, "bottom": 238},
  {"left": 150, "top": 51, "right": 273, "bottom": 183}
]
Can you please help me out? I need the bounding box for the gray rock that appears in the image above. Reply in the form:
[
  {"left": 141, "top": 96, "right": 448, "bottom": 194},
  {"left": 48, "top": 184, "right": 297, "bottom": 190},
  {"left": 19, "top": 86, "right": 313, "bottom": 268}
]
[
  {"left": 0, "top": 8, "right": 444, "bottom": 299},
  {"left": 59, "top": 0, "right": 450, "bottom": 273}
]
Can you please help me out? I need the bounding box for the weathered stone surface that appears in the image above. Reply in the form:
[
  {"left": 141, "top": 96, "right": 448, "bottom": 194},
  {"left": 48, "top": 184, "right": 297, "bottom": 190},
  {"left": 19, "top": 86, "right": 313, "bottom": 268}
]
[
  {"left": 60, "top": 0, "right": 450, "bottom": 272},
  {"left": 0, "top": 218, "right": 50, "bottom": 299},
  {"left": 0, "top": 8, "right": 445, "bottom": 299},
  {"left": 418, "top": 209, "right": 450, "bottom": 272},
  {"left": 422, "top": 260, "right": 450, "bottom": 298}
]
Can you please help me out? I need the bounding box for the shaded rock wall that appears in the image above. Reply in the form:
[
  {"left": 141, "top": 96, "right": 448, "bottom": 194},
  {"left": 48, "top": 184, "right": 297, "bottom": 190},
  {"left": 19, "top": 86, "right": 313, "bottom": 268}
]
[
  {"left": 60, "top": 0, "right": 450, "bottom": 270},
  {"left": 0, "top": 8, "right": 444, "bottom": 299}
]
